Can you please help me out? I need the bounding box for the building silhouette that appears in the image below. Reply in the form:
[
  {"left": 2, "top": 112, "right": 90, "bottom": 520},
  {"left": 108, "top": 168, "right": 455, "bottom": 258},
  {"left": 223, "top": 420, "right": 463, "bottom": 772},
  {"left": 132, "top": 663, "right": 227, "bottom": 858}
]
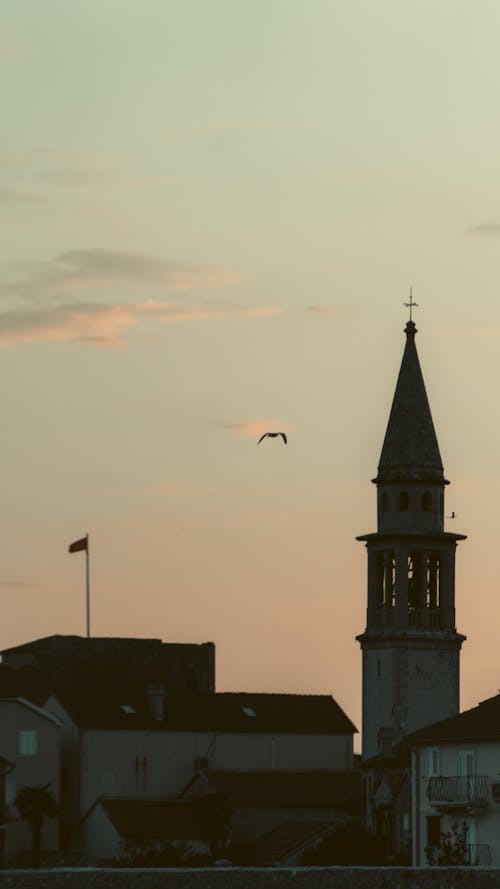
[{"left": 357, "top": 319, "right": 466, "bottom": 761}]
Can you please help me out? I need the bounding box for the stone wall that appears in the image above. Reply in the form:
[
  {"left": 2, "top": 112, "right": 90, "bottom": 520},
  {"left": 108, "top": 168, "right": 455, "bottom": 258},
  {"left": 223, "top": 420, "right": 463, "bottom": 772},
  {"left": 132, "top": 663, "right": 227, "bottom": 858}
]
[{"left": 2, "top": 868, "right": 500, "bottom": 889}]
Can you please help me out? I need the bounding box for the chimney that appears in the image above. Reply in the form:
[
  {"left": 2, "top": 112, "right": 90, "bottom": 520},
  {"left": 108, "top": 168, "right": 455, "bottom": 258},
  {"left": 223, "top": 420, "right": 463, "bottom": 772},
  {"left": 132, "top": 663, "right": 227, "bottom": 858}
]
[{"left": 147, "top": 681, "right": 166, "bottom": 721}]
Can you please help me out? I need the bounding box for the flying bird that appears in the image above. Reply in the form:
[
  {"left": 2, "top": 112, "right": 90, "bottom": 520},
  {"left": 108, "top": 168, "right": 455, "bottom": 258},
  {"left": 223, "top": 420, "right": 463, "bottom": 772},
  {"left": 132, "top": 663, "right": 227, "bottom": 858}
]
[{"left": 257, "top": 432, "right": 287, "bottom": 445}]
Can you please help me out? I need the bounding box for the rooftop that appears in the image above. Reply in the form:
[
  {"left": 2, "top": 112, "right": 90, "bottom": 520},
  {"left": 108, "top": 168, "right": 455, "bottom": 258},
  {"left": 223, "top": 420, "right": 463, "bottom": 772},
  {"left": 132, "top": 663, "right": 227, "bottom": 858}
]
[
  {"left": 406, "top": 692, "right": 500, "bottom": 744},
  {"left": 48, "top": 685, "right": 357, "bottom": 734}
]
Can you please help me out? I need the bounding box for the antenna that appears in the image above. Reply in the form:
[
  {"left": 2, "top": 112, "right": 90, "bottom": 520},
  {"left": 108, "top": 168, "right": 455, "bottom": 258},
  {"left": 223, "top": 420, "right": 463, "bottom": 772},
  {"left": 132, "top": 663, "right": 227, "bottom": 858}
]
[{"left": 403, "top": 286, "right": 418, "bottom": 322}]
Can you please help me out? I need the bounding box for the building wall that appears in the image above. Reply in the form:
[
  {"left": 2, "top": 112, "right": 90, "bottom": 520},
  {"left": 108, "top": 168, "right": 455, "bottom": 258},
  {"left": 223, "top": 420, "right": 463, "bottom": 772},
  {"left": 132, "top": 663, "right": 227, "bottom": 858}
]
[
  {"left": 2, "top": 637, "right": 215, "bottom": 695},
  {"left": 77, "top": 729, "right": 352, "bottom": 819},
  {"left": 83, "top": 805, "right": 121, "bottom": 862},
  {"left": 362, "top": 644, "right": 459, "bottom": 760},
  {"left": 0, "top": 701, "right": 61, "bottom": 866},
  {"left": 413, "top": 740, "right": 500, "bottom": 866}
]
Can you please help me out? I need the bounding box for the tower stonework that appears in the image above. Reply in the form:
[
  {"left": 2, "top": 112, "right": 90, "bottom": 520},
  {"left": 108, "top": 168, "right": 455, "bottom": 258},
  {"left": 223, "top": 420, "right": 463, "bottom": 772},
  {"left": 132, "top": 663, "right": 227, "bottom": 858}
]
[{"left": 356, "top": 320, "right": 466, "bottom": 761}]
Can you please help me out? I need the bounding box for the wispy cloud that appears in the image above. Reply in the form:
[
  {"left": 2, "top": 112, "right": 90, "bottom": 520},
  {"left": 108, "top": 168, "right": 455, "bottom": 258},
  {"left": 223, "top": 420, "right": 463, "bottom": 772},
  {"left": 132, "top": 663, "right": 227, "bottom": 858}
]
[
  {"left": 467, "top": 224, "right": 500, "bottom": 236},
  {"left": 0, "top": 187, "right": 48, "bottom": 205},
  {"left": 432, "top": 323, "right": 500, "bottom": 340},
  {"left": 0, "top": 299, "right": 281, "bottom": 347},
  {"left": 0, "top": 24, "right": 28, "bottom": 61},
  {"left": 37, "top": 168, "right": 168, "bottom": 190},
  {"left": 0, "top": 248, "right": 283, "bottom": 345},
  {"left": 4, "top": 248, "right": 245, "bottom": 300},
  {"left": 220, "top": 420, "right": 290, "bottom": 439},
  {"left": 305, "top": 305, "right": 353, "bottom": 317}
]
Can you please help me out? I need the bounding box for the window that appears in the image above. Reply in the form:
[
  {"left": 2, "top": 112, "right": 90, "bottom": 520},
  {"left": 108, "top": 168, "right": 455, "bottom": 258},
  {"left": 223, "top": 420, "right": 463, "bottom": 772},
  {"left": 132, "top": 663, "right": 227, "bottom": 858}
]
[
  {"left": 399, "top": 491, "right": 409, "bottom": 511},
  {"left": 380, "top": 493, "right": 388, "bottom": 513},
  {"left": 426, "top": 815, "right": 441, "bottom": 848},
  {"left": 5, "top": 772, "right": 16, "bottom": 805},
  {"left": 120, "top": 704, "right": 136, "bottom": 714},
  {"left": 19, "top": 731, "right": 38, "bottom": 757},
  {"left": 241, "top": 706, "right": 256, "bottom": 717},
  {"left": 425, "top": 747, "right": 440, "bottom": 777},
  {"left": 458, "top": 749, "right": 476, "bottom": 776},
  {"left": 422, "top": 492, "right": 432, "bottom": 512}
]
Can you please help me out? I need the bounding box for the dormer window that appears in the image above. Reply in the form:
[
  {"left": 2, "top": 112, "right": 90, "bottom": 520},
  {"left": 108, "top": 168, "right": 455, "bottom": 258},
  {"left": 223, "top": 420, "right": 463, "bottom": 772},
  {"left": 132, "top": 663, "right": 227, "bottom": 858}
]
[{"left": 399, "top": 492, "right": 409, "bottom": 511}]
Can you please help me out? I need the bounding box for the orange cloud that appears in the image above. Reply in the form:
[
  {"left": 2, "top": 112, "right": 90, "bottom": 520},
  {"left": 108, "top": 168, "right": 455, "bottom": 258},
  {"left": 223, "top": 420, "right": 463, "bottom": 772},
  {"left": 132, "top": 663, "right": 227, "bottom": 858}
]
[
  {"left": 0, "top": 299, "right": 281, "bottom": 347},
  {"left": 305, "top": 305, "right": 353, "bottom": 317}
]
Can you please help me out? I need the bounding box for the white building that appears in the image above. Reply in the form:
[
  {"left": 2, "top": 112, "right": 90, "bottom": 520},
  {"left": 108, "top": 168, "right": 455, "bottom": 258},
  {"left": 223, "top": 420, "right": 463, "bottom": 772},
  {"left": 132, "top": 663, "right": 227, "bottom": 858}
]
[{"left": 408, "top": 692, "right": 500, "bottom": 867}]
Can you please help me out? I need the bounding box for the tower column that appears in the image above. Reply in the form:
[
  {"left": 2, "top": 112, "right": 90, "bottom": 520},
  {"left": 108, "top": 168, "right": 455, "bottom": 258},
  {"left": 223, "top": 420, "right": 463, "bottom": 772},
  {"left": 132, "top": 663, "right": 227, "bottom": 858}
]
[{"left": 356, "top": 316, "right": 466, "bottom": 760}]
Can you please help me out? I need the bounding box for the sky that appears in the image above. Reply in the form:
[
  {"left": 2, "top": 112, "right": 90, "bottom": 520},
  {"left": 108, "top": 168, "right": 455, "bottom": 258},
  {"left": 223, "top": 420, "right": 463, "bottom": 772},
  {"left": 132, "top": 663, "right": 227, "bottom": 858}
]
[{"left": 2, "top": 1, "right": 500, "bottom": 749}]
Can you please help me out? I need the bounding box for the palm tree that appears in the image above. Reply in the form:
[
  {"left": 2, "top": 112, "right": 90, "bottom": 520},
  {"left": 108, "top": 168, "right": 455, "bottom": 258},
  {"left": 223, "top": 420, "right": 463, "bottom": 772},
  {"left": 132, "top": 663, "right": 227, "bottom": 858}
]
[{"left": 15, "top": 784, "right": 57, "bottom": 868}]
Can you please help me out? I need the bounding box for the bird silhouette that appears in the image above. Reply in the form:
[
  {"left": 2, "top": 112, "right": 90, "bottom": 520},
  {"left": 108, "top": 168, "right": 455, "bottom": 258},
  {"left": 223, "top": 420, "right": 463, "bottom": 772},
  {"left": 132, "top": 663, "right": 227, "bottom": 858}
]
[{"left": 257, "top": 432, "right": 287, "bottom": 445}]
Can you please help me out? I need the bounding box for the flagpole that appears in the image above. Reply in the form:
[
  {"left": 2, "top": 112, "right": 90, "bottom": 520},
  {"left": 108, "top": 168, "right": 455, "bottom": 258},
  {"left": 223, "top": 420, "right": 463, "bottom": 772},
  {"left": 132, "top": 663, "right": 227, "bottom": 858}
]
[{"left": 85, "top": 533, "right": 90, "bottom": 638}]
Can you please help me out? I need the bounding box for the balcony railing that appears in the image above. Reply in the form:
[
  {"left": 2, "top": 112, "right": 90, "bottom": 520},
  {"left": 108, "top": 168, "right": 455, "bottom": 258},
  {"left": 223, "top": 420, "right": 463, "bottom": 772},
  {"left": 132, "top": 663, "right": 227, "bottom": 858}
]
[
  {"left": 426, "top": 775, "right": 490, "bottom": 808},
  {"left": 426, "top": 844, "right": 491, "bottom": 867}
]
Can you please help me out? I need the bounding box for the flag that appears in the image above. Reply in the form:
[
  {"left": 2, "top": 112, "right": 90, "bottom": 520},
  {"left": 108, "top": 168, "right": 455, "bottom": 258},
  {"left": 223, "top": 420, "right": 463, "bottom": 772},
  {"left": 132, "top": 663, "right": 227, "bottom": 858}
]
[{"left": 69, "top": 536, "right": 87, "bottom": 553}]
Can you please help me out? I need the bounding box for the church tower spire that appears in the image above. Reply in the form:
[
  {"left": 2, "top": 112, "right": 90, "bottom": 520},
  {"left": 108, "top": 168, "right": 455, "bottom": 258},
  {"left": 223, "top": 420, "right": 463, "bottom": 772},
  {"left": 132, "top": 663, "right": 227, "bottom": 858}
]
[{"left": 357, "top": 315, "right": 466, "bottom": 761}]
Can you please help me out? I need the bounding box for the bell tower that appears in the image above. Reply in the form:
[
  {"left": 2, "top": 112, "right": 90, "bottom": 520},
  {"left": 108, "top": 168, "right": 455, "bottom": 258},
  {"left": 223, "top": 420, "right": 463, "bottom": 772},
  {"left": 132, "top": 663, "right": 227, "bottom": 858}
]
[{"left": 356, "top": 315, "right": 466, "bottom": 760}]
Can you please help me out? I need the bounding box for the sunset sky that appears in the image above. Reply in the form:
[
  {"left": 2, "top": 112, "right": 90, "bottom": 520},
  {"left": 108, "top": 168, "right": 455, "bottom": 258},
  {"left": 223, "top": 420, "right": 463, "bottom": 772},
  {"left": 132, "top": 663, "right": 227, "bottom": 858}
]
[{"left": 3, "top": 1, "right": 500, "bottom": 747}]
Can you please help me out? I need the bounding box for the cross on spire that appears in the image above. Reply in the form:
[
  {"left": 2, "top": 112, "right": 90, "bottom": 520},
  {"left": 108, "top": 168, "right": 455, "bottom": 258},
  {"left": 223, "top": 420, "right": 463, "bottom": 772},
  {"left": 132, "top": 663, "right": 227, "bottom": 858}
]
[{"left": 404, "top": 287, "right": 418, "bottom": 322}]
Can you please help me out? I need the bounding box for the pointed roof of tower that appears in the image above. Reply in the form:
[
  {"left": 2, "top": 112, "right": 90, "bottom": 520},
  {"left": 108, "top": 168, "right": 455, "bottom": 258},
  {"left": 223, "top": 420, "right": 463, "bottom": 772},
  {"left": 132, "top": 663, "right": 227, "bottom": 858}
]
[{"left": 375, "top": 321, "right": 445, "bottom": 484}]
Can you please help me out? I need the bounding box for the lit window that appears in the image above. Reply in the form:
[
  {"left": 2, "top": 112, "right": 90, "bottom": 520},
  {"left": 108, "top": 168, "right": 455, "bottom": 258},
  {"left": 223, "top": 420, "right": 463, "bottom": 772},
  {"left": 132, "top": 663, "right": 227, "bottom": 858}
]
[
  {"left": 241, "top": 706, "right": 256, "bottom": 717},
  {"left": 19, "top": 731, "right": 38, "bottom": 757}
]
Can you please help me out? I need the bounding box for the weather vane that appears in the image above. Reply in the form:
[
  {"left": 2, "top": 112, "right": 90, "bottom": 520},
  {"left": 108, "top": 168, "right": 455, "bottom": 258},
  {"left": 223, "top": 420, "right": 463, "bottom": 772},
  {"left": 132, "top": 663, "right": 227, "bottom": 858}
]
[{"left": 404, "top": 287, "right": 418, "bottom": 322}]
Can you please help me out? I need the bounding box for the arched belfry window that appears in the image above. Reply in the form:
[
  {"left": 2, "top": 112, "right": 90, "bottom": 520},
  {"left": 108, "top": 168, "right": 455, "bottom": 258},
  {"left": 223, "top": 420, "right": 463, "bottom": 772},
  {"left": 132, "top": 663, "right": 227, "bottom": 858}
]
[
  {"left": 422, "top": 492, "right": 432, "bottom": 512},
  {"left": 399, "top": 491, "right": 409, "bottom": 512}
]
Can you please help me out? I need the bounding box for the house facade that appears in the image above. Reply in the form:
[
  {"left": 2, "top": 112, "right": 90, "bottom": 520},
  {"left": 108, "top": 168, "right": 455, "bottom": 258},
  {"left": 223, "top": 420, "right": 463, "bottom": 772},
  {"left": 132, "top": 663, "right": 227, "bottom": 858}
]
[
  {"left": 409, "top": 692, "right": 500, "bottom": 867},
  {"left": 0, "top": 698, "right": 61, "bottom": 867},
  {"left": 42, "top": 686, "right": 357, "bottom": 859}
]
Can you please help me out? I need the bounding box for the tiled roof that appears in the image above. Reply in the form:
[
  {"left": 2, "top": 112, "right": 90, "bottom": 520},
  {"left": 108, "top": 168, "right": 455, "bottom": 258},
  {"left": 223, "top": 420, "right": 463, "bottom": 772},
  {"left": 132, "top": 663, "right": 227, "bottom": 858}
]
[
  {"left": 49, "top": 685, "right": 357, "bottom": 735},
  {"left": 376, "top": 321, "right": 445, "bottom": 483},
  {"left": 182, "top": 769, "right": 361, "bottom": 813},
  {"left": 245, "top": 819, "right": 336, "bottom": 865},
  {"left": 406, "top": 693, "right": 500, "bottom": 744},
  {"left": 96, "top": 798, "right": 210, "bottom": 840}
]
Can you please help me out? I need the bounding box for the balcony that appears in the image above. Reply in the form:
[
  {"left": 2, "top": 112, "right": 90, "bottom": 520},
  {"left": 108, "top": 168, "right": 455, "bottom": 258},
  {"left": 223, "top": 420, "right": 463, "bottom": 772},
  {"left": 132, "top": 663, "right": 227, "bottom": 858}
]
[
  {"left": 426, "top": 776, "right": 490, "bottom": 810},
  {"left": 426, "top": 843, "right": 491, "bottom": 866}
]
